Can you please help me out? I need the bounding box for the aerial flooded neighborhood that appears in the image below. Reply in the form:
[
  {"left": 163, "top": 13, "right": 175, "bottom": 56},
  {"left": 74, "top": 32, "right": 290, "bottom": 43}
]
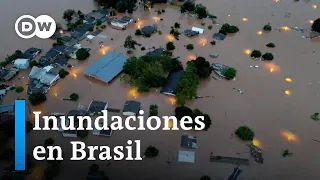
[{"left": 0, "top": 0, "right": 320, "bottom": 179}]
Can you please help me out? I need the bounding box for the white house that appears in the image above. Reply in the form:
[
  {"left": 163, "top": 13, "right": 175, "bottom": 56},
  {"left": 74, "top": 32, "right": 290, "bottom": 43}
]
[
  {"left": 192, "top": 27, "right": 204, "bottom": 34},
  {"left": 111, "top": 20, "right": 128, "bottom": 29},
  {"left": 29, "top": 66, "right": 59, "bottom": 86},
  {"left": 14, "top": 58, "right": 30, "bottom": 69}
]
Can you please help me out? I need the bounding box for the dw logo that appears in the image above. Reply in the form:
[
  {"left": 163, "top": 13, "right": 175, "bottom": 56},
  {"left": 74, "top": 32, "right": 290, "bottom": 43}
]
[{"left": 15, "top": 15, "right": 56, "bottom": 39}]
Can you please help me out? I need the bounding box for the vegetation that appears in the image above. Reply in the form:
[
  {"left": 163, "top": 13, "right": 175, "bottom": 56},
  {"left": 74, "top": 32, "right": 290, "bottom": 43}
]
[
  {"left": 186, "top": 44, "right": 194, "bottom": 50},
  {"left": 200, "top": 176, "right": 211, "bottom": 180},
  {"left": 166, "top": 41, "right": 176, "bottom": 51},
  {"left": 263, "top": 23, "right": 272, "bottom": 31},
  {"left": 193, "top": 57, "right": 212, "bottom": 78},
  {"left": 76, "top": 48, "right": 90, "bottom": 60},
  {"left": 158, "top": 30, "right": 163, "bottom": 35},
  {"left": 144, "top": 146, "right": 159, "bottom": 157},
  {"left": 59, "top": 69, "right": 69, "bottom": 78},
  {"left": 235, "top": 126, "right": 255, "bottom": 141},
  {"left": 220, "top": 23, "right": 239, "bottom": 34},
  {"left": 210, "top": 40, "right": 216, "bottom": 45},
  {"left": 124, "top": 35, "right": 137, "bottom": 53},
  {"left": 53, "top": 36, "right": 64, "bottom": 47},
  {"left": 180, "top": 0, "right": 195, "bottom": 13},
  {"left": 174, "top": 22, "right": 181, "bottom": 28},
  {"left": 0, "top": 50, "right": 25, "bottom": 67},
  {"left": 208, "top": 25, "right": 213, "bottom": 30},
  {"left": 63, "top": 9, "right": 76, "bottom": 23},
  {"left": 44, "top": 138, "right": 55, "bottom": 147},
  {"left": 224, "top": 67, "right": 237, "bottom": 80},
  {"left": 88, "top": 25, "right": 94, "bottom": 32},
  {"left": 251, "top": 50, "right": 262, "bottom": 58},
  {"left": 282, "top": 149, "right": 293, "bottom": 157},
  {"left": 78, "top": 130, "right": 89, "bottom": 139},
  {"left": 141, "top": 47, "right": 146, "bottom": 51},
  {"left": 311, "top": 18, "right": 320, "bottom": 32},
  {"left": 116, "top": 0, "right": 137, "bottom": 13},
  {"left": 96, "top": 20, "right": 102, "bottom": 26},
  {"left": 262, "top": 53, "right": 274, "bottom": 61},
  {"left": 135, "top": 29, "right": 142, "bottom": 35},
  {"left": 100, "top": 24, "right": 106, "bottom": 29},
  {"left": 174, "top": 106, "right": 212, "bottom": 131},
  {"left": 195, "top": 4, "right": 208, "bottom": 19},
  {"left": 30, "top": 60, "right": 41, "bottom": 67},
  {"left": 15, "top": 86, "right": 24, "bottom": 93},
  {"left": 29, "top": 92, "right": 47, "bottom": 105},
  {"left": 170, "top": 27, "right": 181, "bottom": 40},
  {"left": 149, "top": 104, "right": 159, "bottom": 116},
  {"left": 311, "top": 112, "right": 319, "bottom": 120},
  {"left": 123, "top": 55, "right": 183, "bottom": 92},
  {"left": 70, "top": 93, "right": 79, "bottom": 101},
  {"left": 266, "top": 43, "right": 275, "bottom": 48}
]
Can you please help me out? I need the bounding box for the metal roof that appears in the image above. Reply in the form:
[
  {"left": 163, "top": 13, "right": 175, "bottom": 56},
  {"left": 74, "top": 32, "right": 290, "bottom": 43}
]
[
  {"left": 83, "top": 52, "right": 128, "bottom": 83},
  {"left": 160, "top": 70, "right": 184, "bottom": 96},
  {"left": 0, "top": 103, "right": 14, "bottom": 114},
  {"left": 123, "top": 100, "right": 141, "bottom": 114}
]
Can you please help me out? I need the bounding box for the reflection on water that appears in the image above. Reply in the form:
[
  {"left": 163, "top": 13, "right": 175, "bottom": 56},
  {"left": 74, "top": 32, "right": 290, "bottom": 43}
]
[{"left": 281, "top": 130, "right": 299, "bottom": 142}]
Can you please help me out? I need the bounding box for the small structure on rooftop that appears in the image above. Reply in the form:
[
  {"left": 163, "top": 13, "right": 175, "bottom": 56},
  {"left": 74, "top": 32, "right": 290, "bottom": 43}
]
[
  {"left": 178, "top": 150, "right": 195, "bottom": 163},
  {"left": 181, "top": 135, "right": 197, "bottom": 149},
  {"left": 123, "top": 100, "right": 141, "bottom": 116},
  {"left": 141, "top": 25, "right": 157, "bottom": 36},
  {"left": 213, "top": 33, "right": 226, "bottom": 40},
  {"left": 14, "top": 58, "right": 29, "bottom": 69},
  {"left": 83, "top": 52, "right": 128, "bottom": 83},
  {"left": 160, "top": 70, "right": 184, "bottom": 96},
  {"left": 87, "top": 100, "right": 108, "bottom": 115}
]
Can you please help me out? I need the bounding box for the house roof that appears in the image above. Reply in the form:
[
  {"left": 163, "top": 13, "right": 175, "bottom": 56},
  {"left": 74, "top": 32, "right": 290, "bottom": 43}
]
[
  {"left": 0, "top": 69, "right": 9, "bottom": 79},
  {"left": 146, "top": 48, "right": 166, "bottom": 56},
  {"left": 141, "top": 25, "right": 156, "bottom": 35},
  {"left": 48, "top": 67, "right": 62, "bottom": 75},
  {"left": 88, "top": 100, "right": 108, "bottom": 113},
  {"left": 52, "top": 45, "right": 68, "bottom": 53},
  {"left": 213, "top": 33, "right": 226, "bottom": 40},
  {"left": 123, "top": 100, "right": 141, "bottom": 114},
  {"left": 184, "top": 29, "right": 199, "bottom": 36},
  {"left": 14, "top": 59, "right": 29, "bottom": 65},
  {"left": 0, "top": 103, "right": 14, "bottom": 114},
  {"left": 39, "top": 73, "right": 59, "bottom": 85},
  {"left": 83, "top": 52, "right": 128, "bottom": 83},
  {"left": 178, "top": 150, "right": 195, "bottom": 163},
  {"left": 160, "top": 70, "right": 184, "bottom": 96},
  {"left": 0, "top": 89, "right": 6, "bottom": 96},
  {"left": 3, "top": 68, "right": 19, "bottom": 81},
  {"left": 29, "top": 66, "right": 47, "bottom": 79},
  {"left": 54, "top": 54, "right": 68, "bottom": 66},
  {"left": 45, "top": 49, "right": 60, "bottom": 59},
  {"left": 27, "top": 79, "right": 49, "bottom": 95},
  {"left": 181, "top": 135, "right": 197, "bottom": 149},
  {"left": 191, "top": 27, "right": 204, "bottom": 34},
  {"left": 24, "top": 48, "right": 41, "bottom": 60},
  {"left": 50, "top": 30, "right": 63, "bottom": 40},
  {"left": 93, "top": 127, "right": 112, "bottom": 137}
]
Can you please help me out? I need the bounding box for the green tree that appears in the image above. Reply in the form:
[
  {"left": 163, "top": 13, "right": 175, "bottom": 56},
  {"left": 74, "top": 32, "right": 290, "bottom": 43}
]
[
  {"left": 200, "top": 176, "right": 211, "bottom": 180},
  {"left": 220, "top": 23, "right": 239, "bottom": 34},
  {"left": 208, "top": 25, "right": 213, "bottom": 30},
  {"left": 192, "top": 109, "right": 212, "bottom": 131},
  {"left": 70, "top": 93, "right": 79, "bottom": 101},
  {"left": 174, "top": 22, "right": 181, "bottom": 28},
  {"left": 166, "top": 41, "right": 175, "bottom": 50},
  {"left": 15, "top": 86, "right": 24, "bottom": 93},
  {"left": 262, "top": 53, "right": 274, "bottom": 61},
  {"left": 29, "top": 92, "right": 47, "bottom": 105},
  {"left": 263, "top": 23, "right": 272, "bottom": 31},
  {"left": 135, "top": 29, "right": 142, "bottom": 35},
  {"left": 180, "top": 0, "right": 195, "bottom": 13},
  {"left": 251, "top": 50, "right": 262, "bottom": 58},
  {"left": 311, "top": 112, "right": 319, "bottom": 120},
  {"left": 144, "top": 146, "right": 159, "bottom": 157},
  {"left": 30, "top": 60, "right": 41, "bottom": 67},
  {"left": 266, "top": 43, "right": 275, "bottom": 48},
  {"left": 312, "top": 18, "right": 320, "bottom": 32},
  {"left": 76, "top": 48, "right": 90, "bottom": 60},
  {"left": 186, "top": 44, "right": 194, "bottom": 50},
  {"left": 195, "top": 4, "right": 208, "bottom": 19},
  {"left": 96, "top": 20, "right": 102, "bottom": 26},
  {"left": 149, "top": 104, "right": 158, "bottom": 116},
  {"left": 88, "top": 25, "right": 94, "bottom": 32},
  {"left": 282, "top": 149, "right": 293, "bottom": 157},
  {"left": 44, "top": 138, "right": 55, "bottom": 147},
  {"left": 175, "top": 106, "right": 193, "bottom": 120},
  {"left": 124, "top": 35, "right": 137, "bottom": 53},
  {"left": 210, "top": 40, "right": 216, "bottom": 45},
  {"left": 59, "top": 69, "right": 69, "bottom": 78},
  {"left": 194, "top": 57, "right": 212, "bottom": 78},
  {"left": 235, "top": 126, "right": 255, "bottom": 141},
  {"left": 63, "top": 9, "right": 76, "bottom": 23},
  {"left": 224, "top": 67, "right": 237, "bottom": 80}
]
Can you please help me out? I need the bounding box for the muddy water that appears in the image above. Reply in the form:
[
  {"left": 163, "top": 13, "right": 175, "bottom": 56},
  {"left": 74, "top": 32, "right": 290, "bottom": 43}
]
[{"left": 1, "top": 0, "right": 320, "bottom": 179}]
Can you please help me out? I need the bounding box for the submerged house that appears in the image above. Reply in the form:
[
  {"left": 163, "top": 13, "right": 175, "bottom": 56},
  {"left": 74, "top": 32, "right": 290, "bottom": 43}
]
[
  {"left": 29, "top": 66, "right": 59, "bottom": 87},
  {"left": 93, "top": 127, "right": 113, "bottom": 137},
  {"left": 24, "top": 48, "right": 41, "bottom": 60},
  {"left": 87, "top": 100, "right": 108, "bottom": 115},
  {"left": 160, "top": 70, "right": 184, "bottom": 96},
  {"left": 27, "top": 79, "right": 50, "bottom": 95},
  {"left": 72, "top": 23, "right": 91, "bottom": 40},
  {"left": 85, "top": 10, "right": 110, "bottom": 24},
  {"left": 146, "top": 48, "right": 166, "bottom": 56},
  {"left": 213, "top": 33, "right": 226, "bottom": 40},
  {"left": 0, "top": 68, "right": 19, "bottom": 81},
  {"left": 123, "top": 100, "right": 141, "bottom": 116},
  {"left": 184, "top": 29, "right": 199, "bottom": 37},
  {"left": 83, "top": 52, "right": 128, "bottom": 83},
  {"left": 111, "top": 19, "right": 128, "bottom": 30},
  {"left": 14, "top": 58, "right": 29, "bottom": 69},
  {"left": 181, "top": 135, "right": 198, "bottom": 149}
]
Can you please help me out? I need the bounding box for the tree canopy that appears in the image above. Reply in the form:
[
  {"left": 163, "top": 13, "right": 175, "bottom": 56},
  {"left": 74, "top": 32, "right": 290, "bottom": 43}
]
[
  {"left": 251, "top": 50, "right": 262, "bottom": 58},
  {"left": 311, "top": 18, "right": 320, "bottom": 32},
  {"left": 180, "top": 0, "right": 195, "bottom": 13},
  {"left": 195, "top": 4, "right": 208, "bottom": 19},
  {"left": 70, "top": 93, "right": 79, "bottom": 101},
  {"left": 76, "top": 48, "right": 90, "bottom": 60},
  {"left": 117, "top": 0, "right": 137, "bottom": 13},
  {"left": 29, "top": 92, "right": 47, "bottom": 105},
  {"left": 224, "top": 67, "right": 237, "bottom": 80},
  {"left": 166, "top": 41, "right": 176, "bottom": 50},
  {"left": 15, "top": 86, "right": 24, "bottom": 93},
  {"left": 235, "top": 126, "right": 255, "bottom": 141},
  {"left": 220, "top": 23, "right": 239, "bottom": 34},
  {"left": 59, "top": 69, "right": 69, "bottom": 78},
  {"left": 149, "top": 104, "right": 158, "bottom": 116},
  {"left": 63, "top": 9, "right": 76, "bottom": 23},
  {"left": 262, "top": 53, "right": 274, "bottom": 61},
  {"left": 124, "top": 35, "right": 137, "bottom": 52},
  {"left": 263, "top": 23, "right": 272, "bottom": 31},
  {"left": 144, "top": 146, "right": 159, "bottom": 157},
  {"left": 193, "top": 57, "right": 212, "bottom": 78},
  {"left": 266, "top": 43, "right": 275, "bottom": 48}
]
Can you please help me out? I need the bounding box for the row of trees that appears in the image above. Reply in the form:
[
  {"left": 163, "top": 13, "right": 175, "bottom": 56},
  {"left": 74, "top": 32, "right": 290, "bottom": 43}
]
[
  {"left": 175, "top": 106, "right": 212, "bottom": 131},
  {"left": 174, "top": 57, "right": 212, "bottom": 105},
  {"left": 250, "top": 50, "right": 274, "bottom": 61},
  {"left": 0, "top": 50, "right": 25, "bottom": 67},
  {"left": 180, "top": 1, "right": 209, "bottom": 19},
  {"left": 94, "top": 0, "right": 137, "bottom": 13},
  {"left": 123, "top": 55, "right": 183, "bottom": 92}
]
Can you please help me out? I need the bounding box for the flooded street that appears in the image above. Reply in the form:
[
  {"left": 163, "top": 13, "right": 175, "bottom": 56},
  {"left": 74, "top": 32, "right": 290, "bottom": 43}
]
[{"left": 1, "top": 0, "right": 320, "bottom": 179}]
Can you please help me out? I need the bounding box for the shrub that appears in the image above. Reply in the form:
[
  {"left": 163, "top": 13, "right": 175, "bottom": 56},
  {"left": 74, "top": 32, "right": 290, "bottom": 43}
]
[
  {"left": 311, "top": 112, "right": 319, "bottom": 120},
  {"left": 166, "top": 42, "right": 175, "bottom": 50},
  {"left": 173, "top": 31, "right": 181, "bottom": 40},
  {"left": 235, "top": 126, "right": 255, "bottom": 141},
  {"left": 186, "top": 44, "right": 194, "bottom": 50},
  {"left": 220, "top": 23, "right": 239, "bottom": 34},
  {"left": 141, "top": 47, "right": 146, "bottom": 51},
  {"left": 210, "top": 40, "right": 216, "bottom": 45},
  {"left": 69, "top": 93, "right": 79, "bottom": 101},
  {"left": 135, "top": 29, "right": 142, "bottom": 35},
  {"left": 219, "top": 29, "right": 227, "bottom": 35},
  {"left": 224, "top": 67, "right": 237, "bottom": 80},
  {"left": 29, "top": 92, "right": 46, "bottom": 105},
  {"left": 160, "top": 18, "right": 163, "bottom": 21},
  {"left": 201, "top": 22, "right": 206, "bottom": 26},
  {"left": 251, "top": 50, "right": 262, "bottom": 58},
  {"left": 15, "top": 86, "right": 24, "bottom": 93},
  {"left": 174, "top": 22, "right": 181, "bottom": 28},
  {"left": 59, "top": 69, "right": 69, "bottom": 78},
  {"left": 208, "top": 25, "right": 213, "bottom": 30},
  {"left": 144, "top": 146, "right": 159, "bottom": 157},
  {"left": 149, "top": 104, "right": 158, "bottom": 116},
  {"left": 96, "top": 20, "right": 102, "bottom": 26},
  {"left": 208, "top": 14, "right": 217, "bottom": 19},
  {"left": 162, "top": 9, "right": 165, "bottom": 13},
  {"left": 76, "top": 48, "right": 90, "bottom": 60},
  {"left": 262, "top": 53, "right": 274, "bottom": 61},
  {"left": 44, "top": 138, "right": 55, "bottom": 147},
  {"left": 78, "top": 130, "right": 89, "bottom": 139},
  {"left": 88, "top": 25, "right": 94, "bottom": 32},
  {"left": 266, "top": 43, "right": 275, "bottom": 48},
  {"left": 263, "top": 23, "right": 272, "bottom": 31},
  {"left": 282, "top": 149, "right": 293, "bottom": 157}
]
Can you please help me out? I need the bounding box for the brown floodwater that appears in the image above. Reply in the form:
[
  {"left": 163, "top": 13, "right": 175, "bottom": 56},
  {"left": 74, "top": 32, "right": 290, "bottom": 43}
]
[{"left": 1, "top": 0, "right": 320, "bottom": 179}]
